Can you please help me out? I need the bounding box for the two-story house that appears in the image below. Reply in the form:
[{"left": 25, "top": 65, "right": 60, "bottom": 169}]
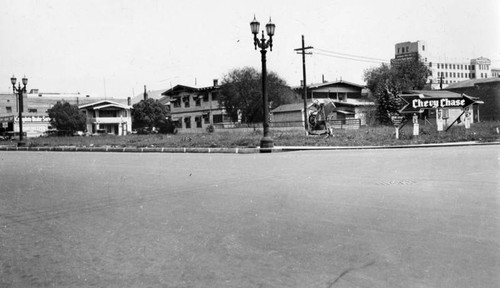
[
  {"left": 79, "top": 100, "right": 132, "bottom": 135},
  {"left": 160, "top": 80, "right": 230, "bottom": 132},
  {"left": 281, "top": 80, "right": 374, "bottom": 127}
]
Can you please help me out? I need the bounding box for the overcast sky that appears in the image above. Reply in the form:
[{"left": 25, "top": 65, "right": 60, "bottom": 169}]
[{"left": 1, "top": 0, "right": 499, "bottom": 98}]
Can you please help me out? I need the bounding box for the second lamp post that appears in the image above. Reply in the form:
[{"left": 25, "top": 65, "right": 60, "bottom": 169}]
[
  {"left": 250, "top": 16, "right": 275, "bottom": 151},
  {"left": 10, "top": 75, "right": 28, "bottom": 144}
]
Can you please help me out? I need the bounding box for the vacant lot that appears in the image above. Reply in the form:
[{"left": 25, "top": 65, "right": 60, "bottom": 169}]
[{"left": 21, "top": 121, "right": 500, "bottom": 148}]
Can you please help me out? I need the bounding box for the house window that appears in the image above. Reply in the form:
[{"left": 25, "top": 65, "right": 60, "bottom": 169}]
[
  {"left": 397, "top": 48, "right": 400, "bottom": 54},
  {"left": 99, "top": 110, "right": 118, "bottom": 117},
  {"left": 422, "top": 45, "right": 425, "bottom": 51},
  {"left": 203, "top": 93, "right": 209, "bottom": 102},
  {"left": 203, "top": 113, "right": 210, "bottom": 124},
  {"left": 6, "top": 106, "right": 12, "bottom": 113},
  {"left": 183, "top": 96, "right": 190, "bottom": 108},
  {"left": 213, "top": 114, "right": 223, "bottom": 123},
  {"left": 429, "top": 62, "right": 432, "bottom": 67},
  {"left": 195, "top": 97, "right": 201, "bottom": 107},
  {"left": 184, "top": 117, "right": 191, "bottom": 128},
  {"left": 211, "top": 92, "right": 219, "bottom": 101},
  {"left": 195, "top": 116, "right": 202, "bottom": 128}
]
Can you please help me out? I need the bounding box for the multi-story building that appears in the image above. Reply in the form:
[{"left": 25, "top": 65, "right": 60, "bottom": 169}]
[
  {"left": 79, "top": 100, "right": 133, "bottom": 135},
  {"left": 159, "top": 80, "right": 231, "bottom": 132},
  {"left": 1, "top": 89, "right": 127, "bottom": 137},
  {"left": 391, "top": 40, "right": 495, "bottom": 89}
]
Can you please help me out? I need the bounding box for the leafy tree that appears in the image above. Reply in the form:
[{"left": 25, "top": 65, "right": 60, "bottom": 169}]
[
  {"left": 47, "top": 101, "right": 86, "bottom": 132},
  {"left": 132, "top": 98, "right": 169, "bottom": 130},
  {"left": 219, "top": 67, "right": 299, "bottom": 123},
  {"left": 364, "top": 58, "right": 431, "bottom": 124}
]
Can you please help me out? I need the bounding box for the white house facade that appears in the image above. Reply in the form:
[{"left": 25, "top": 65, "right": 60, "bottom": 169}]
[{"left": 79, "top": 100, "right": 132, "bottom": 135}]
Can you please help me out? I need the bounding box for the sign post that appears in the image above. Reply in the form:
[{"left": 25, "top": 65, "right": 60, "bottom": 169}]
[
  {"left": 391, "top": 115, "right": 405, "bottom": 139},
  {"left": 464, "top": 107, "right": 471, "bottom": 129},
  {"left": 436, "top": 108, "right": 444, "bottom": 131},
  {"left": 412, "top": 113, "right": 419, "bottom": 136}
]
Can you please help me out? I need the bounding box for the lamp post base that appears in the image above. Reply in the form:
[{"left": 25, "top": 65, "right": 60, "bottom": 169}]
[{"left": 259, "top": 136, "right": 274, "bottom": 153}]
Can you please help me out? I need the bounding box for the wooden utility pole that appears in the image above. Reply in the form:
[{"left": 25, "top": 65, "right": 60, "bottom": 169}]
[{"left": 294, "top": 35, "right": 313, "bottom": 131}]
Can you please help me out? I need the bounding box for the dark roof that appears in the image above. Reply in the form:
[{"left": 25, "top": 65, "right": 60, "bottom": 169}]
[
  {"left": 161, "top": 85, "right": 199, "bottom": 96},
  {"left": 403, "top": 90, "right": 464, "bottom": 98},
  {"left": 292, "top": 80, "right": 365, "bottom": 90},
  {"left": 309, "top": 80, "right": 365, "bottom": 89},
  {"left": 445, "top": 78, "right": 500, "bottom": 89},
  {"left": 161, "top": 84, "right": 219, "bottom": 96},
  {"left": 271, "top": 100, "right": 316, "bottom": 113}
]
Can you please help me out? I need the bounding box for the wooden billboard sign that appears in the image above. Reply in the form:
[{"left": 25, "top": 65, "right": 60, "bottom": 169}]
[{"left": 398, "top": 93, "right": 478, "bottom": 114}]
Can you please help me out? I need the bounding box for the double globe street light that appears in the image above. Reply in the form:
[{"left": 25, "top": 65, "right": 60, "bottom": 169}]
[
  {"left": 250, "top": 15, "right": 275, "bottom": 151},
  {"left": 10, "top": 75, "right": 28, "bottom": 144}
]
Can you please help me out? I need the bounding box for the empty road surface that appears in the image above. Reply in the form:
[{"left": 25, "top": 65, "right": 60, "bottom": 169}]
[{"left": 0, "top": 145, "right": 499, "bottom": 287}]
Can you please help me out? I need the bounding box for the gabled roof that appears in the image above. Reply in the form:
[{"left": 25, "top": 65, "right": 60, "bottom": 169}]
[
  {"left": 78, "top": 100, "right": 131, "bottom": 110},
  {"left": 292, "top": 80, "right": 365, "bottom": 90},
  {"left": 309, "top": 80, "right": 365, "bottom": 89},
  {"left": 161, "top": 83, "right": 220, "bottom": 97},
  {"left": 161, "top": 85, "right": 199, "bottom": 96}
]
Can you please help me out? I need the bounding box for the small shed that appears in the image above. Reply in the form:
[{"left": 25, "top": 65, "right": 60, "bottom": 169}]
[{"left": 271, "top": 102, "right": 309, "bottom": 127}]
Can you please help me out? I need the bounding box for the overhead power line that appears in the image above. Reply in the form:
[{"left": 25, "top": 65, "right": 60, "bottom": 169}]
[
  {"left": 313, "top": 52, "right": 389, "bottom": 64},
  {"left": 312, "top": 48, "right": 390, "bottom": 64}
]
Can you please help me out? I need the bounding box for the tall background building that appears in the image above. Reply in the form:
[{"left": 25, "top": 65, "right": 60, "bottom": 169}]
[{"left": 391, "top": 40, "right": 496, "bottom": 90}]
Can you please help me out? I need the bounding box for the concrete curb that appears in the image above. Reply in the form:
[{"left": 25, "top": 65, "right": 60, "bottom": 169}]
[
  {"left": 275, "top": 141, "right": 500, "bottom": 152},
  {"left": 0, "top": 145, "right": 261, "bottom": 154},
  {"left": 0, "top": 141, "right": 498, "bottom": 154}
]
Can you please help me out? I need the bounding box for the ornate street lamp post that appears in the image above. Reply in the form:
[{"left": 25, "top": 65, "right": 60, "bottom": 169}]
[
  {"left": 10, "top": 75, "right": 28, "bottom": 144},
  {"left": 250, "top": 15, "right": 275, "bottom": 151}
]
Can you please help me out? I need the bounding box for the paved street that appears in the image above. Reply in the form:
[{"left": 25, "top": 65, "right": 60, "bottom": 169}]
[{"left": 0, "top": 146, "right": 499, "bottom": 288}]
